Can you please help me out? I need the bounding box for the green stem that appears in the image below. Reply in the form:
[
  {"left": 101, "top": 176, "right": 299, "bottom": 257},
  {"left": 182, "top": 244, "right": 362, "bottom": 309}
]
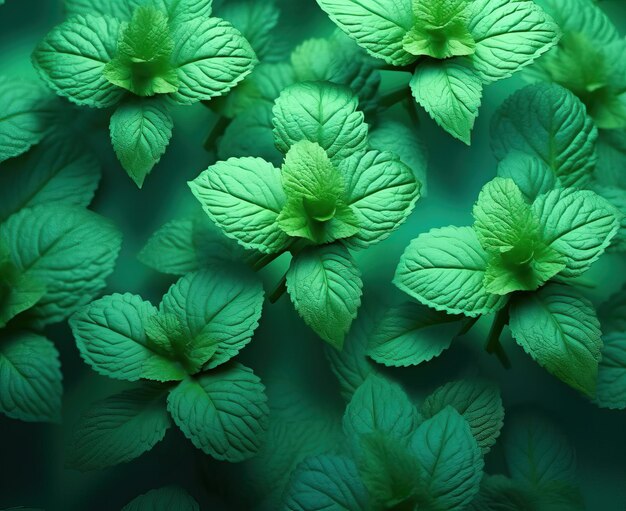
[
  {"left": 268, "top": 273, "right": 287, "bottom": 303},
  {"left": 485, "top": 305, "right": 511, "bottom": 369},
  {"left": 456, "top": 315, "right": 480, "bottom": 337},
  {"left": 378, "top": 87, "right": 410, "bottom": 110},
  {"left": 252, "top": 251, "right": 283, "bottom": 272},
  {"left": 203, "top": 115, "right": 231, "bottom": 151}
]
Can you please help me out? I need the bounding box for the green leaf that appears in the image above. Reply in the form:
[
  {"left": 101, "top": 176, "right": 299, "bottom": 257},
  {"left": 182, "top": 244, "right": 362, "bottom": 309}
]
[
  {"left": 110, "top": 97, "right": 173, "bottom": 188},
  {"left": 367, "top": 301, "right": 461, "bottom": 367},
  {"left": 159, "top": 269, "right": 264, "bottom": 369},
  {"left": 491, "top": 84, "right": 597, "bottom": 188},
  {"left": 410, "top": 406, "right": 484, "bottom": 510},
  {"left": 504, "top": 413, "right": 577, "bottom": 488},
  {"left": 357, "top": 433, "right": 421, "bottom": 508},
  {"left": 0, "top": 332, "right": 62, "bottom": 423},
  {"left": 103, "top": 7, "right": 179, "bottom": 97},
  {"left": 0, "top": 77, "right": 51, "bottom": 163},
  {"left": 467, "top": 0, "right": 560, "bottom": 83},
  {"left": 70, "top": 293, "right": 186, "bottom": 382},
  {"left": 0, "top": 271, "right": 46, "bottom": 328},
  {"left": 533, "top": 187, "right": 620, "bottom": 279},
  {"left": 121, "top": 486, "right": 199, "bottom": 511},
  {"left": 277, "top": 141, "right": 360, "bottom": 244},
  {"left": 468, "top": 475, "right": 539, "bottom": 511},
  {"left": 0, "top": 205, "right": 122, "bottom": 327},
  {"left": 169, "top": 17, "right": 257, "bottom": 104},
  {"left": 402, "top": 0, "right": 476, "bottom": 59},
  {"left": 218, "top": 0, "right": 280, "bottom": 61},
  {"left": 315, "top": 0, "right": 416, "bottom": 66},
  {"left": 594, "top": 185, "right": 626, "bottom": 253},
  {"left": 67, "top": 384, "right": 171, "bottom": 470},
  {"left": 286, "top": 244, "right": 363, "bottom": 349},
  {"left": 341, "top": 149, "right": 420, "bottom": 248},
  {"left": 368, "top": 119, "right": 428, "bottom": 195},
  {"left": 420, "top": 379, "right": 504, "bottom": 454},
  {"left": 272, "top": 82, "right": 368, "bottom": 164},
  {"left": 167, "top": 363, "right": 269, "bottom": 461},
  {"left": 189, "top": 157, "right": 288, "bottom": 254},
  {"left": 394, "top": 226, "right": 507, "bottom": 317},
  {"left": 496, "top": 152, "right": 557, "bottom": 202},
  {"left": 285, "top": 455, "right": 369, "bottom": 511},
  {"left": 325, "top": 302, "right": 380, "bottom": 402},
  {"left": 33, "top": 14, "right": 124, "bottom": 108},
  {"left": 0, "top": 139, "right": 100, "bottom": 222},
  {"left": 594, "top": 332, "right": 626, "bottom": 410},
  {"left": 509, "top": 284, "right": 603, "bottom": 396},
  {"left": 410, "top": 59, "right": 483, "bottom": 145},
  {"left": 343, "top": 374, "right": 419, "bottom": 445}
]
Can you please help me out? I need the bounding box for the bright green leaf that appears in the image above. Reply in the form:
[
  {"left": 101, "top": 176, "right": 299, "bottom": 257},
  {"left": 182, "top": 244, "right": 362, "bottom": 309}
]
[{"left": 496, "top": 152, "right": 557, "bottom": 202}]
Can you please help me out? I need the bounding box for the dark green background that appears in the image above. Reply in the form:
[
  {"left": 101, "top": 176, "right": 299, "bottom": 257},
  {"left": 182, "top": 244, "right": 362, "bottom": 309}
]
[{"left": 1, "top": 1, "right": 625, "bottom": 509}]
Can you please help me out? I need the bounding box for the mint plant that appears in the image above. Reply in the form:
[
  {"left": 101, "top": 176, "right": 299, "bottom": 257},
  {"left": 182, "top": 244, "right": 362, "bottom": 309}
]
[
  {"left": 284, "top": 375, "right": 502, "bottom": 510},
  {"left": 67, "top": 269, "right": 268, "bottom": 468},
  {"left": 32, "top": 0, "right": 257, "bottom": 187},
  {"left": 122, "top": 486, "right": 199, "bottom": 511},
  {"left": 394, "top": 176, "right": 620, "bottom": 396},
  {"left": 316, "top": 0, "right": 560, "bottom": 143},
  {"left": 190, "top": 81, "right": 420, "bottom": 348}
]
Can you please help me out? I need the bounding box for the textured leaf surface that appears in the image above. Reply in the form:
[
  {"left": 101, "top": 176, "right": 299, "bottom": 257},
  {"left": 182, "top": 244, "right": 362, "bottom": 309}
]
[
  {"left": 189, "top": 157, "right": 288, "bottom": 254},
  {"left": 410, "top": 59, "right": 483, "bottom": 145},
  {"left": 496, "top": 152, "right": 557, "bottom": 202},
  {"left": 421, "top": 379, "right": 504, "bottom": 454},
  {"left": 110, "top": 98, "right": 173, "bottom": 188},
  {"left": 0, "top": 332, "right": 62, "bottom": 423},
  {"left": 167, "top": 363, "right": 268, "bottom": 461},
  {"left": 367, "top": 301, "right": 460, "bottom": 367},
  {"left": 315, "top": 0, "right": 415, "bottom": 66},
  {"left": 595, "top": 333, "right": 626, "bottom": 410},
  {"left": 273, "top": 82, "right": 368, "bottom": 164},
  {"left": 491, "top": 84, "right": 597, "bottom": 188},
  {"left": 68, "top": 385, "right": 171, "bottom": 470},
  {"left": 287, "top": 244, "right": 363, "bottom": 349},
  {"left": 33, "top": 15, "right": 123, "bottom": 107},
  {"left": 0, "top": 205, "right": 122, "bottom": 326},
  {"left": 509, "top": 284, "right": 603, "bottom": 396},
  {"left": 394, "top": 226, "right": 506, "bottom": 317},
  {"left": 121, "top": 486, "right": 199, "bottom": 511},
  {"left": 284, "top": 455, "right": 369, "bottom": 511}
]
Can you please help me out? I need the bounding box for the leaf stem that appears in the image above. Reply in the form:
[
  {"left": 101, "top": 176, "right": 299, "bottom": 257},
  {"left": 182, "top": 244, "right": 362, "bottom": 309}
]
[
  {"left": 268, "top": 273, "right": 287, "bottom": 304},
  {"left": 203, "top": 115, "right": 231, "bottom": 151},
  {"left": 252, "top": 251, "right": 283, "bottom": 272},
  {"left": 485, "top": 305, "right": 511, "bottom": 369},
  {"left": 378, "top": 87, "right": 411, "bottom": 110},
  {"left": 456, "top": 315, "right": 480, "bottom": 337}
]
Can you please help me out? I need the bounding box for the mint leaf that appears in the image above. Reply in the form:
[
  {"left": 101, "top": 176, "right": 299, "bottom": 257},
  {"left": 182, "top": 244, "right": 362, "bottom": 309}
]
[
  {"left": 1, "top": 205, "right": 122, "bottom": 327},
  {"left": 341, "top": 149, "right": 420, "bottom": 248},
  {"left": 103, "top": 7, "right": 179, "bottom": 97},
  {"left": 315, "top": 0, "right": 416, "bottom": 66},
  {"left": 121, "top": 486, "right": 199, "bottom": 511},
  {"left": 189, "top": 157, "right": 288, "bottom": 254},
  {"left": 0, "top": 139, "right": 100, "bottom": 222},
  {"left": 110, "top": 97, "right": 173, "bottom": 188},
  {"left": 167, "top": 363, "right": 269, "bottom": 461},
  {"left": 394, "top": 226, "right": 507, "bottom": 317},
  {"left": 421, "top": 379, "right": 504, "bottom": 454},
  {"left": 0, "top": 331, "right": 62, "bottom": 423},
  {"left": 159, "top": 269, "right": 264, "bottom": 369},
  {"left": 504, "top": 413, "right": 577, "bottom": 488},
  {"left": 70, "top": 293, "right": 186, "bottom": 382},
  {"left": 533, "top": 187, "right": 620, "bottom": 278},
  {"left": 0, "top": 77, "right": 50, "bottom": 162},
  {"left": 343, "top": 374, "right": 419, "bottom": 445},
  {"left": 367, "top": 301, "right": 461, "bottom": 367},
  {"left": 595, "top": 332, "right": 626, "bottom": 410},
  {"left": 33, "top": 14, "right": 124, "bottom": 108},
  {"left": 410, "top": 59, "right": 483, "bottom": 145},
  {"left": 67, "top": 384, "right": 171, "bottom": 470},
  {"left": 491, "top": 84, "right": 597, "bottom": 188},
  {"left": 284, "top": 455, "right": 369, "bottom": 511},
  {"left": 286, "top": 243, "right": 363, "bottom": 349},
  {"left": 277, "top": 141, "right": 360, "bottom": 244},
  {"left": 0, "top": 271, "right": 46, "bottom": 328},
  {"left": 170, "top": 18, "right": 257, "bottom": 104},
  {"left": 467, "top": 0, "right": 560, "bottom": 83},
  {"left": 509, "top": 284, "right": 603, "bottom": 396},
  {"left": 595, "top": 185, "right": 626, "bottom": 253},
  {"left": 410, "top": 406, "right": 483, "bottom": 510},
  {"left": 468, "top": 475, "right": 538, "bottom": 511},
  {"left": 272, "top": 82, "right": 368, "bottom": 164},
  {"left": 537, "top": 0, "right": 619, "bottom": 44},
  {"left": 496, "top": 152, "right": 557, "bottom": 202}
]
